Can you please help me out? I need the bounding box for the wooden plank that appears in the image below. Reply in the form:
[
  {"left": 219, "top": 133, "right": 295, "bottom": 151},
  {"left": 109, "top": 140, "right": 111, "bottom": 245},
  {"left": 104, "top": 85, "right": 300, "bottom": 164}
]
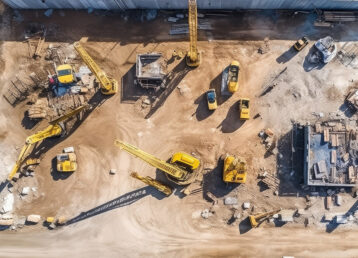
[
  {"left": 331, "top": 150, "right": 337, "bottom": 164},
  {"left": 315, "top": 123, "right": 322, "bottom": 133},
  {"left": 324, "top": 128, "right": 330, "bottom": 143},
  {"left": 348, "top": 166, "right": 355, "bottom": 183},
  {"left": 331, "top": 134, "right": 338, "bottom": 147}
]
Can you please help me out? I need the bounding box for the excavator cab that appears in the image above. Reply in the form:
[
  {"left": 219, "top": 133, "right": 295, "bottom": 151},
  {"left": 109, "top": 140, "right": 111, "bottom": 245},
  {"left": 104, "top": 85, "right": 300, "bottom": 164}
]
[
  {"left": 171, "top": 152, "right": 200, "bottom": 170},
  {"left": 223, "top": 154, "right": 247, "bottom": 183},
  {"left": 56, "top": 64, "right": 76, "bottom": 84}
]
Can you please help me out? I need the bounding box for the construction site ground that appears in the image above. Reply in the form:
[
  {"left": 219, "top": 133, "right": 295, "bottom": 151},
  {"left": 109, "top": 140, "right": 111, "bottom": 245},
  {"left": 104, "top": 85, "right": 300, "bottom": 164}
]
[{"left": 2, "top": 6, "right": 358, "bottom": 257}]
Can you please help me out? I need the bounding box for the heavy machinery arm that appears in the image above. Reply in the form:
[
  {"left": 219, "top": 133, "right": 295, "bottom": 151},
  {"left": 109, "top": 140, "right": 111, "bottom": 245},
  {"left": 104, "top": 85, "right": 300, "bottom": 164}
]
[
  {"left": 249, "top": 209, "right": 281, "bottom": 228},
  {"left": 73, "top": 42, "right": 118, "bottom": 95},
  {"left": 130, "top": 172, "right": 172, "bottom": 196},
  {"left": 115, "top": 140, "right": 187, "bottom": 180},
  {"left": 186, "top": 0, "right": 200, "bottom": 67},
  {"left": 8, "top": 105, "right": 87, "bottom": 180}
]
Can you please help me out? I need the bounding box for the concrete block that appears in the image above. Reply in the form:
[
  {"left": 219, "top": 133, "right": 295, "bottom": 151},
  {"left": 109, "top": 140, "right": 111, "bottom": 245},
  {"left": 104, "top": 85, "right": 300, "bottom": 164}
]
[
  {"left": 336, "top": 215, "right": 348, "bottom": 224},
  {"left": 224, "top": 197, "right": 238, "bottom": 205},
  {"left": 243, "top": 202, "right": 250, "bottom": 209},
  {"left": 63, "top": 147, "right": 74, "bottom": 153},
  {"left": 21, "top": 187, "right": 30, "bottom": 195},
  {"left": 26, "top": 215, "right": 41, "bottom": 224},
  {"left": 2, "top": 194, "right": 14, "bottom": 213}
]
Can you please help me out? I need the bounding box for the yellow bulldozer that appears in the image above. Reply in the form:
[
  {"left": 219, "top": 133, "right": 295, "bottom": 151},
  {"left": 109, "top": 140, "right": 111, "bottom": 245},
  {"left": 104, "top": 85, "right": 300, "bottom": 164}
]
[
  {"left": 222, "top": 154, "right": 247, "bottom": 184},
  {"left": 56, "top": 148, "right": 77, "bottom": 172}
]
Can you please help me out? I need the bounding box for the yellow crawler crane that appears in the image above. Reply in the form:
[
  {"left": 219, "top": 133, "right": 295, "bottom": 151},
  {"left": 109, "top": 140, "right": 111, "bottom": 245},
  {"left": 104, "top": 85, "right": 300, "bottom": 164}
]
[
  {"left": 130, "top": 172, "right": 173, "bottom": 196},
  {"left": 114, "top": 140, "right": 200, "bottom": 185},
  {"left": 73, "top": 42, "right": 118, "bottom": 95},
  {"left": 186, "top": 0, "right": 200, "bottom": 67},
  {"left": 8, "top": 106, "right": 87, "bottom": 180}
]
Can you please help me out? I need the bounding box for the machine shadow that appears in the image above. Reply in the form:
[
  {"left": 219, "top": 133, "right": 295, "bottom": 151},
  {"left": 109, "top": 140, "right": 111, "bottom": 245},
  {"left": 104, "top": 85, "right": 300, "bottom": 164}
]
[
  {"left": 217, "top": 101, "right": 245, "bottom": 133},
  {"left": 276, "top": 46, "right": 298, "bottom": 64},
  {"left": 194, "top": 93, "right": 214, "bottom": 121},
  {"left": 202, "top": 158, "right": 239, "bottom": 200},
  {"left": 66, "top": 186, "right": 164, "bottom": 225}
]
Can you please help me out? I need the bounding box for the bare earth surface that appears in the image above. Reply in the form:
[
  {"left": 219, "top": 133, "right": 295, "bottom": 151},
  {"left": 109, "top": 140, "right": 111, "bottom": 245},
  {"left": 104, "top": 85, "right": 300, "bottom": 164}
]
[{"left": 1, "top": 8, "right": 358, "bottom": 257}]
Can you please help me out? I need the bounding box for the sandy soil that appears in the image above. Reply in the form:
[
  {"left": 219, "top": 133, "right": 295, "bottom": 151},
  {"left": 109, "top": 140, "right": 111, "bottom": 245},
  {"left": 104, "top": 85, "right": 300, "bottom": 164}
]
[{"left": 1, "top": 8, "right": 358, "bottom": 257}]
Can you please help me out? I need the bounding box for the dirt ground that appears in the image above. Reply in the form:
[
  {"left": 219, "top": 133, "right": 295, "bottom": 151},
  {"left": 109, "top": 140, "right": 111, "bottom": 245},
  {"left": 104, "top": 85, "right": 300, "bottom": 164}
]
[{"left": 2, "top": 7, "right": 358, "bottom": 257}]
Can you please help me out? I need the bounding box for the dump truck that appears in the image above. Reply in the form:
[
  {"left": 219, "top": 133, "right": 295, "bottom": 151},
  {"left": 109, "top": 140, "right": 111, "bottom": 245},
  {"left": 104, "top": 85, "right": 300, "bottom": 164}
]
[
  {"left": 238, "top": 98, "right": 250, "bottom": 120},
  {"left": 228, "top": 61, "right": 240, "bottom": 93},
  {"left": 223, "top": 154, "right": 247, "bottom": 183}
]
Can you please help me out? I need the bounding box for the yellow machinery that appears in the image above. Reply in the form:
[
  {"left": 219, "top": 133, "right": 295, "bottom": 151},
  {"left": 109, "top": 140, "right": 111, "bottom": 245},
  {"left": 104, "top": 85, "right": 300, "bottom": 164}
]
[
  {"left": 186, "top": 0, "right": 201, "bottom": 67},
  {"left": 56, "top": 64, "right": 76, "bottom": 84},
  {"left": 57, "top": 152, "right": 77, "bottom": 172},
  {"left": 130, "top": 172, "right": 173, "bottom": 196},
  {"left": 228, "top": 60, "right": 240, "bottom": 93},
  {"left": 114, "top": 140, "right": 200, "bottom": 185},
  {"left": 238, "top": 98, "right": 250, "bottom": 120},
  {"left": 223, "top": 154, "right": 247, "bottom": 184},
  {"left": 249, "top": 209, "right": 281, "bottom": 228},
  {"left": 8, "top": 106, "right": 87, "bottom": 180},
  {"left": 74, "top": 42, "right": 118, "bottom": 95}
]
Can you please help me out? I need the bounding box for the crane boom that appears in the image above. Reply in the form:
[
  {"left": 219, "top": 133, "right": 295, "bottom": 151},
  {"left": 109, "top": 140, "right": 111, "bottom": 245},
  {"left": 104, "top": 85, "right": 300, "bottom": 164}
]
[
  {"left": 8, "top": 105, "right": 87, "bottom": 180},
  {"left": 130, "top": 172, "right": 173, "bottom": 196},
  {"left": 73, "top": 42, "right": 118, "bottom": 95},
  {"left": 114, "top": 140, "right": 187, "bottom": 180},
  {"left": 186, "top": 0, "right": 200, "bottom": 67}
]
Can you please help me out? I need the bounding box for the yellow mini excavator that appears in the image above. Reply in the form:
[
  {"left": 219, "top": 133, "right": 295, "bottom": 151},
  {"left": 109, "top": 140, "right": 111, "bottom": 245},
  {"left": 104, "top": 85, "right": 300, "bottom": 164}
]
[
  {"left": 186, "top": 0, "right": 201, "bottom": 67},
  {"left": 130, "top": 172, "right": 173, "bottom": 196},
  {"left": 74, "top": 42, "right": 118, "bottom": 95},
  {"left": 115, "top": 140, "right": 200, "bottom": 185},
  {"left": 249, "top": 209, "right": 281, "bottom": 228},
  {"left": 223, "top": 154, "right": 247, "bottom": 184},
  {"left": 8, "top": 105, "right": 87, "bottom": 180}
]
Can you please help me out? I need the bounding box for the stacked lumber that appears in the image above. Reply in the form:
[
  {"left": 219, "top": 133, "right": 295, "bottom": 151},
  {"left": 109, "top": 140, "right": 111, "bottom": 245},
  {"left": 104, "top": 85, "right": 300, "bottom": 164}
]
[{"left": 27, "top": 98, "right": 49, "bottom": 119}]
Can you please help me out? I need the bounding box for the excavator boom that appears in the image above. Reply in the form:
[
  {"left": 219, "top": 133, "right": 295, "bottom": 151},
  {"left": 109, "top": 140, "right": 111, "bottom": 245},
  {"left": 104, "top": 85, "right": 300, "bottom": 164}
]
[
  {"left": 74, "top": 42, "right": 118, "bottom": 95},
  {"left": 131, "top": 172, "right": 173, "bottom": 196},
  {"left": 186, "top": 0, "right": 200, "bottom": 67},
  {"left": 8, "top": 105, "right": 87, "bottom": 180},
  {"left": 114, "top": 140, "right": 187, "bottom": 180}
]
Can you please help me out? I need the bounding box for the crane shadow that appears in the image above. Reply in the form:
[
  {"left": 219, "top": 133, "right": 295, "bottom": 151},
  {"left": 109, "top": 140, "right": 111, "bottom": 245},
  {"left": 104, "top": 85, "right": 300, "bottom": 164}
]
[
  {"left": 326, "top": 200, "right": 358, "bottom": 233},
  {"left": 66, "top": 186, "right": 164, "bottom": 225},
  {"left": 217, "top": 100, "right": 245, "bottom": 133}
]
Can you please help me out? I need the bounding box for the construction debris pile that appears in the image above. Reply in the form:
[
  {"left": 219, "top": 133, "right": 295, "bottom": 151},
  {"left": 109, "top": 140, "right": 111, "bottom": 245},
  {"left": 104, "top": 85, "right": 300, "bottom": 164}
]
[{"left": 304, "top": 120, "right": 358, "bottom": 186}]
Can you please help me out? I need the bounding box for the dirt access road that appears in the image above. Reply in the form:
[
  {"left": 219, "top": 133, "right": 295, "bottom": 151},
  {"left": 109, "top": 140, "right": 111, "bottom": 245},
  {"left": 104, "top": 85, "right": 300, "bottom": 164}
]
[{"left": 1, "top": 8, "right": 358, "bottom": 257}]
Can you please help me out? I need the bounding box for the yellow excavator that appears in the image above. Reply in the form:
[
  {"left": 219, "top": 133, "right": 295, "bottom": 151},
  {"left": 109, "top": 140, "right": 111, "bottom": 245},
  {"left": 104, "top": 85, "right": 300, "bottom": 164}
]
[
  {"left": 130, "top": 171, "right": 173, "bottom": 196},
  {"left": 186, "top": 0, "right": 200, "bottom": 67},
  {"left": 74, "top": 42, "right": 118, "bottom": 95},
  {"left": 8, "top": 105, "right": 87, "bottom": 180},
  {"left": 115, "top": 140, "right": 200, "bottom": 185},
  {"left": 223, "top": 154, "right": 247, "bottom": 184},
  {"left": 249, "top": 209, "right": 281, "bottom": 228}
]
